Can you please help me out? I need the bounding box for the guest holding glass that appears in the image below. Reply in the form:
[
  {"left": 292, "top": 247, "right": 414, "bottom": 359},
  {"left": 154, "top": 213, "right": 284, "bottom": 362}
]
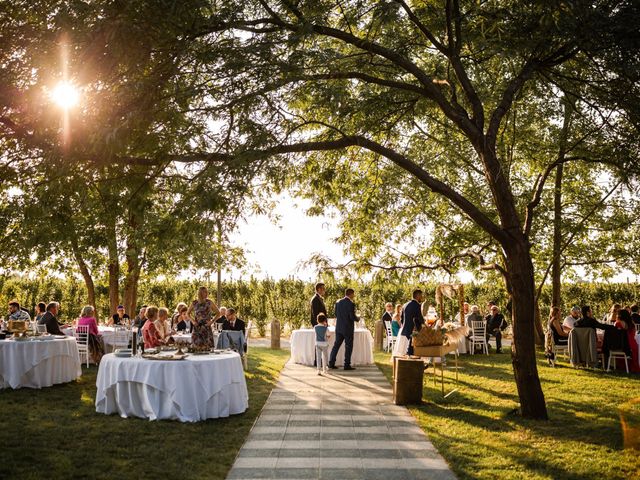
[
  {"left": 187, "top": 286, "right": 220, "bottom": 348},
  {"left": 110, "top": 305, "right": 130, "bottom": 326}
]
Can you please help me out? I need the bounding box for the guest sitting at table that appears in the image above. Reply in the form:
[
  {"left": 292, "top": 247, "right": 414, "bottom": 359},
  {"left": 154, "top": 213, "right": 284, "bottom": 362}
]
[
  {"left": 563, "top": 306, "right": 581, "bottom": 331},
  {"left": 38, "top": 302, "right": 67, "bottom": 335},
  {"left": 603, "top": 303, "right": 621, "bottom": 324},
  {"left": 156, "top": 307, "right": 174, "bottom": 341},
  {"left": 614, "top": 309, "right": 640, "bottom": 372},
  {"left": 77, "top": 305, "right": 105, "bottom": 364},
  {"left": 382, "top": 302, "right": 393, "bottom": 324},
  {"left": 465, "top": 305, "right": 484, "bottom": 325},
  {"left": 630, "top": 304, "right": 640, "bottom": 326},
  {"left": 216, "top": 306, "right": 227, "bottom": 324},
  {"left": 7, "top": 300, "right": 31, "bottom": 322},
  {"left": 110, "top": 305, "right": 130, "bottom": 326},
  {"left": 142, "top": 306, "right": 164, "bottom": 348},
  {"left": 485, "top": 305, "right": 507, "bottom": 354},
  {"left": 391, "top": 304, "right": 402, "bottom": 337},
  {"left": 34, "top": 302, "right": 46, "bottom": 324},
  {"left": 174, "top": 305, "right": 192, "bottom": 332},
  {"left": 548, "top": 306, "right": 568, "bottom": 346},
  {"left": 171, "top": 302, "right": 187, "bottom": 329},
  {"left": 575, "top": 306, "right": 615, "bottom": 330},
  {"left": 222, "top": 308, "right": 246, "bottom": 337},
  {"left": 133, "top": 305, "right": 147, "bottom": 330}
]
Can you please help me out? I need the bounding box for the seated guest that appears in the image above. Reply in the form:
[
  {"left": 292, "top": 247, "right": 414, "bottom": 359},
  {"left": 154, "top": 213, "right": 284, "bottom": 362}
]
[
  {"left": 465, "top": 305, "right": 484, "bottom": 325},
  {"left": 155, "top": 307, "right": 173, "bottom": 341},
  {"left": 77, "top": 305, "right": 104, "bottom": 364},
  {"left": 614, "top": 309, "right": 639, "bottom": 372},
  {"left": 603, "top": 303, "right": 621, "bottom": 324},
  {"left": 630, "top": 304, "right": 640, "bottom": 326},
  {"left": 141, "top": 306, "right": 164, "bottom": 348},
  {"left": 485, "top": 305, "right": 507, "bottom": 353},
  {"left": 174, "top": 305, "right": 192, "bottom": 332},
  {"left": 575, "top": 306, "right": 615, "bottom": 330},
  {"left": 222, "top": 308, "right": 246, "bottom": 336},
  {"left": 216, "top": 306, "right": 227, "bottom": 324},
  {"left": 548, "top": 307, "right": 568, "bottom": 345},
  {"left": 133, "top": 306, "right": 148, "bottom": 329},
  {"left": 563, "top": 306, "right": 581, "bottom": 331},
  {"left": 110, "top": 305, "right": 130, "bottom": 326},
  {"left": 34, "top": 302, "right": 47, "bottom": 323},
  {"left": 391, "top": 304, "right": 402, "bottom": 337},
  {"left": 7, "top": 300, "right": 31, "bottom": 322},
  {"left": 38, "top": 302, "right": 66, "bottom": 335},
  {"left": 171, "top": 302, "right": 187, "bottom": 329},
  {"left": 456, "top": 302, "right": 470, "bottom": 324}
]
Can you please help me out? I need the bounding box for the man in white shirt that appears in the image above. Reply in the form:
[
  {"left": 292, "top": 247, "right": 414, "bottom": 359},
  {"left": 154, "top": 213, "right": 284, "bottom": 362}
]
[{"left": 563, "top": 306, "right": 580, "bottom": 331}]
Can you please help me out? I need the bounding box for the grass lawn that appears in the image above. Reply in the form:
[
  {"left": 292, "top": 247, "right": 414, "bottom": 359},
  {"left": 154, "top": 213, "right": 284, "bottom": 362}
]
[
  {"left": 375, "top": 350, "right": 640, "bottom": 480},
  {"left": 0, "top": 347, "right": 289, "bottom": 480}
]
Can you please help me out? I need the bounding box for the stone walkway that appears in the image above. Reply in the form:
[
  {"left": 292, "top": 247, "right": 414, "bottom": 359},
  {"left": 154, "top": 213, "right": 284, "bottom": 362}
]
[{"left": 227, "top": 361, "right": 456, "bottom": 480}]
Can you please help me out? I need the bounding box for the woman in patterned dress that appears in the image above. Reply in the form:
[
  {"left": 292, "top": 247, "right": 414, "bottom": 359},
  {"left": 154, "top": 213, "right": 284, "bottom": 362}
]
[{"left": 187, "top": 286, "right": 220, "bottom": 348}]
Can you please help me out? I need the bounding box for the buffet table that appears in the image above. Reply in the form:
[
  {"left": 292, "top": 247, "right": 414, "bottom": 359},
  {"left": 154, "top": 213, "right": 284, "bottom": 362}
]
[
  {"left": 95, "top": 351, "right": 248, "bottom": 422},
  {"left": 290, "top": 327, "right": 374, "bottom": 367},
  {"left": 0, "top": 336, "right": 81, "bottom": 389}
]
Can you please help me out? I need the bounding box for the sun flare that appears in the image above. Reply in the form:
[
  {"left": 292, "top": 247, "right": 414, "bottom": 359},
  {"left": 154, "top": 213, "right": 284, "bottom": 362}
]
[{"left": 51, "top": 81, "right": 79, "bottom": 109}]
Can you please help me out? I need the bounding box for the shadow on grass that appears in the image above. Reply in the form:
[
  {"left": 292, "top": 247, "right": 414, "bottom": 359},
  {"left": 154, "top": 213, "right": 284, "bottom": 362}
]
[{"left": 0, "top": 348, "right": 290, "bottom": 480}]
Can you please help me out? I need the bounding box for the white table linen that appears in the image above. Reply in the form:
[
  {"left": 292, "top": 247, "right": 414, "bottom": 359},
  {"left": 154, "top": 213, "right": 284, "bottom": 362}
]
[
  {"left": 290, "top": 327, "right": 374, "bottom": 367},
  {"left": 0, "top": 337, "right": 81, "bottom": 389},
  {"left": 95, "top": 351, "right": 248, "bottom": 422}
]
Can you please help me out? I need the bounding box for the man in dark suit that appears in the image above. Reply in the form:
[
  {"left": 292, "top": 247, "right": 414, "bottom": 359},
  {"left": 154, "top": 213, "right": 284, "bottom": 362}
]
[
  {"left": 38, "top": 302, "right": 66, "bottom": 335},
  {"left": 310, "top": 283, "right": 327, "bottom": 327},
  {"left": 329, "top": 288, "right": 359, "bottom": 370},
  {"left": 381, "top": 303, "right": 393, "bottom": 323},
  {"left": 400, "top": 289, "right": 425, "bottom": 355},
  {"left": 222, "top": 308, "right": 246, "bottom": 336},
  {"left": 485, "top": 305, "right": 508, "bottom": 353}
]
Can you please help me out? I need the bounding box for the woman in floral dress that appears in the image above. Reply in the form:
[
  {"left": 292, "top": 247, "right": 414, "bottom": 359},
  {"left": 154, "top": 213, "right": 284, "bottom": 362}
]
[{"left": 187, "top": 286, "right": 220, "bottom": 348}]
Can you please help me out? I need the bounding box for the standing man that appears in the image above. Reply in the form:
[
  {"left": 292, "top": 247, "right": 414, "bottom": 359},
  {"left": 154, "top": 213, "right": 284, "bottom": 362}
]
[
  {"left": 382, "top": 302, "right": 393, "bottom": 323},
  {"left": 400, "top": 289, "right": 425, "bottom": 355},
  {"left": 329, "top": 288, "right": 359, "bottom": 371},
  {"left": 310, "top": 282, "right": 327, "bottom": 327}
]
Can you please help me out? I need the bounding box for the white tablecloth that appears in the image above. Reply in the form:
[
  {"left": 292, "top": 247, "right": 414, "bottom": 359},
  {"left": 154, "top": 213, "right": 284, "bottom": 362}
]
[
  {"left": 0, "top": 337, "right": 81, "bottom": 389},
  {"left": 95, "top": 351, "right": 248, "bottom": 422},
  {"left": 290, "top": 327, "right": 374, "bottom": 367}
]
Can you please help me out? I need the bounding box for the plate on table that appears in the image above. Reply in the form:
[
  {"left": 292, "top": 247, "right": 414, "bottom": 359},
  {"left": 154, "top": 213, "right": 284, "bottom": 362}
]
[
  {"left": 213, "top": 349, "right": 231, "bottom": 355},
  {"left": 114, "top": 348, "right": 132, "bottom": 358},
  {"left": 142, "top": 353, "right": 188, "bottom": 361},
  {"left": 54, "top": 335, "right": 67, "bottom": 339},
  {"left": 38, "top": 336, "right": 56, "bottom": 341}
]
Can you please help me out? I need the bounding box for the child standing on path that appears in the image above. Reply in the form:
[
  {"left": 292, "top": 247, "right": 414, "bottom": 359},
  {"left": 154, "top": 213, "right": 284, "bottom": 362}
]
[{"left": 314, "top": 313, "right": 330, "bottom": 375}]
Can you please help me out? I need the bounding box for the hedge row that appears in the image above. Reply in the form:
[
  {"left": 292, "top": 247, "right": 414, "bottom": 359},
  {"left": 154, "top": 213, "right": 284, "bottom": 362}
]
[{"left": 1, "top": 275, "right": 638, "bottom": 335}]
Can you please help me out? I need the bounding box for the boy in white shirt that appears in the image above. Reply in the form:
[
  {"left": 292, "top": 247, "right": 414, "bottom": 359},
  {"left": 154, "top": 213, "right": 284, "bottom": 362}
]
[{"left": 314, "top": 313, "right": 331, "bottom": 375}]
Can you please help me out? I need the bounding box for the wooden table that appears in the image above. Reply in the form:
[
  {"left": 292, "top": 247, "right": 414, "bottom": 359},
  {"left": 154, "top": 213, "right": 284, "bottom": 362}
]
[{"left": 413, "top": 343, "right": 459, "bottom": 398}]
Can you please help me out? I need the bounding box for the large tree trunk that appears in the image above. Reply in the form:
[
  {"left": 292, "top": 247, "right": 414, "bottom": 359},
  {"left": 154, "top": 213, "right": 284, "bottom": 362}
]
[
  {"left": 504, "top": 237, "right": 548, "bottom": 420},
  {"left": 533, "top": 300, "right": 545, "bottom": 347},
  {"left": 122, "top": 210, "right": 142, "bottom": 316},
  {"left": 106, "top": 216, "right": 120, "bottom": 314},
  {"left": 70, "top": 241, "right": 96, "bottom": 313}
]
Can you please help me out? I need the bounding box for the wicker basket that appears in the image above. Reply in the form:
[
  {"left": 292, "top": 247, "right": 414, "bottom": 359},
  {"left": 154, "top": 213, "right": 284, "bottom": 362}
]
[{"left": 413, "top": 327, "right": 444, "bottom": 347}]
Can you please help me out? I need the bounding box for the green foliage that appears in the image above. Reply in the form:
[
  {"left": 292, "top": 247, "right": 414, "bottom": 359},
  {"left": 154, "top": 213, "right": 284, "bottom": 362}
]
[{"left": 2, "top": 274, "right": 638, "bottom": 331}]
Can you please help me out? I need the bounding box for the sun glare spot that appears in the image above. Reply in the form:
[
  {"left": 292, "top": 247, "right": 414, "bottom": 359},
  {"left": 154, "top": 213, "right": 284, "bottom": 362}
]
[{"left": 51, "top": 81, "right": 79, "bottom": 109}]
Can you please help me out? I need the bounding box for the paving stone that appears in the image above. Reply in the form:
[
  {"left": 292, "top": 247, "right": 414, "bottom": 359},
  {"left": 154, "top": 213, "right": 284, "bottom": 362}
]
[{"left": 226, "top": 361, "right": 456, "bottom": 480}]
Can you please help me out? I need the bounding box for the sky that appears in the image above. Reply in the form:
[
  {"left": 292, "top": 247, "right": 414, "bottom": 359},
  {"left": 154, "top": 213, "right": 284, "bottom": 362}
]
[{"left": 227, "top": 193, "right": 349, "bottom": 281}]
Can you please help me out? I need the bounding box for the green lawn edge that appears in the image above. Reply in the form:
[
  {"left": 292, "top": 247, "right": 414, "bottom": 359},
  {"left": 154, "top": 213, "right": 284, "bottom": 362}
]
[
  {"left": 375, "top": 351, "right": 640, "bottom": 480},
  {"left": 0, "top": 347, "right": 289, "bottom": 480}
]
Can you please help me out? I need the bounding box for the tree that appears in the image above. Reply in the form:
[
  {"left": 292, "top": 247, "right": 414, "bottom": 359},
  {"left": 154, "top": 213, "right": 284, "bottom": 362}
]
[{"left": 138, "top": 0, "right": 638, "bottom": 419}]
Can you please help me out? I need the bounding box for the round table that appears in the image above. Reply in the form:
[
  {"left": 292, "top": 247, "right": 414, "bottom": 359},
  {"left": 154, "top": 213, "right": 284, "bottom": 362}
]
[
  {"left": 0, "top": 336, "right": 81, "bottom": 389},
  {"left": 290, "top": 327, "right": 374, "bottom": 367},
  {"left": 95, "top": 351, "right": 248, "bottom": 422}
]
